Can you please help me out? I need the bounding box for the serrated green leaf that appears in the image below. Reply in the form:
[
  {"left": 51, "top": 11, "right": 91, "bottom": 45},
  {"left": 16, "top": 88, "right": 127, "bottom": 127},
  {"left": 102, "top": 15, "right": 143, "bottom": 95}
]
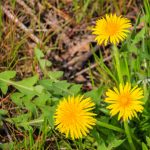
[
  {"left": 23, "top": 118, "right": 44, "bottom": 126},
  {"left": 0, "top": 71, "right": 16, "bottom": 94},
  {"left": 38, "top": 79, "right": 53, "bottom": 90},
  {"left": 34, "top": 85, "right": 44, "bottom": 94},
  {"left": 51, "top": 81, "right": 72, "bottom": 96},
  {"left": 107, "top": 139, "right": 125, "bottom": 149},
  {"left": 14, "top": 75, "right": 38, "bottom": 94},
  {"left": 0, "top": 71, "right": 16, "bottom": 79},
  {"left": 24, "top": 101, "right": 37, "bottom": 114},
  {"left": 132, "top": 28, "right": 145, "bottom": 44},
  {"left": 0, "top": 81, "right": 8, "bottom": 94},
  {"left": 146, "top": 136, "right": 150, "bottom": 147},
  {"left": 142, "top": 142, "right": 148, "bottom": 150},
  {"left": 34, "top": 48, "right": 52, "bottom": 70},
  {"left": 0, "top": 142, "right": 14, "bottom": 150},
  {"left": 40, "top": 106, "right": 55, "bottom": 128},
  {"left": 85, "top": 86, "right": 103, "bottom": 105},
  {"left": 33, "top": 92, "right": 51, "bottom": 107},
  {"left": 69, "top": 84, "right": 82, "bottom": 95},
  {"left": 34, "top": 47, "right": 44, "bottom": 58},
  {"left": 48, "top": 71, "right": 63, "bottom": 79},
  {"left": 0, "top": 109, "right": 8, "bottom": 115},
  {"left": 16, "top": 75, "right": 38, "bottom": 87},
  {"left": 6, "top": 114, "right": 30, "bottom": 124},
  {"left": 11, "top": 92, "right": 24, "bottom": 106},
  {"left": 98, "top": 143, "right": 107, "bottom": 150}
]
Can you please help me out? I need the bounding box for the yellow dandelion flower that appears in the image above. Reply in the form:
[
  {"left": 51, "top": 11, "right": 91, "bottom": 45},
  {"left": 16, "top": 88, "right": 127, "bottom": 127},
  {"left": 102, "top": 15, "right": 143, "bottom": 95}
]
[
  {"left": 54, "top": 95, "right": 96, "bottom": 140},
  {"left": 105, "top": 83, "right": 144, "bottom": 121},
  {"left": 92, "top": 14, "right": 132, "bottom": 45}
]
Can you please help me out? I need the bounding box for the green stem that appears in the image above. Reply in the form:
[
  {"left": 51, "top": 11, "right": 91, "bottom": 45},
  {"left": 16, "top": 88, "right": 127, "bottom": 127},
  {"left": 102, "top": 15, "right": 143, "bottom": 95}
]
[
  {"left": 124, "top": 121, "right": 135, "bottom": 150},
  {"left": 124, "top": 55, "right": 130, "bottom": 81},
  {"left": 96, "top": 121, "right": 124, "bottom": 133},
  {"left": 113, "top": 46, "right": 123, "bottom": 84}
]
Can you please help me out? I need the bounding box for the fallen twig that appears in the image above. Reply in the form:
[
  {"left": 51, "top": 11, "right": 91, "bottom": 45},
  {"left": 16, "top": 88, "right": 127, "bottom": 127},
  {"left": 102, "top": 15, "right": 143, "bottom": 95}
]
[
  {"left": 16, "top": 0, "right": 45, "bottom": 29},
  {"left": 3, "top": 121, "right": 12, "bottom": 142},
  {"left": 2, "top": 6, "right": 42, "bottom": 44}
]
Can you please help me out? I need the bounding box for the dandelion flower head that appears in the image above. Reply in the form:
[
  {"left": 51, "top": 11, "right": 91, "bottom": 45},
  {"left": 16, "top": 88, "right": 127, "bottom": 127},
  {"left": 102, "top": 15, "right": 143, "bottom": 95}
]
[
  {"left": 92, "top": 14, "right": 132, "bottom": 45},
  {"left": 54, "top": 95, "right": 96, "bottom": 139},
  {"left": 105, "top": 83, "right": 144, "bottom": 121}
]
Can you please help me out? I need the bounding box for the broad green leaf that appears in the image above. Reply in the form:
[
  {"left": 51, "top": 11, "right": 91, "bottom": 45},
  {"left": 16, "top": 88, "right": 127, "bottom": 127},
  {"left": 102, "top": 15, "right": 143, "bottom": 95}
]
[
  {"left": 11, "top": 93, "right": 36, "bottom": 112},
  {"left": 98, "top": 142, "right": 107, "bottom": 150},
  {"left": 51, "top": 81, "right": 72, "bottom": 96},
  {"left": 16, "top": 75, "right": 38, "bottom": 87},
  {"left": 40, "top": 79, "right": 81, "bottom": 96},
  {"left": 38, "top": 79, "right": 53, "bottom": 90},
  {"left": 140, "top": 52, "right": 150, "bottom": 60},
  {"left": 0, "top": 142, "right": 14, "bottom": 150},
  {"left": 0, "top": 82, "right": 8, "bottom": 94},
  {"left": 0, "top": 71, "right": 16, "bottom": 94},
  {"left": 14, "top": 75, "right": 38, "bottom": 94},
  {"left": 33, "top": 92, "right": 51, "bottom": 107},
  {"left": 40, "top": 106, "right": 55, "bottom": 128},
  {"left": 6, "top": 114, "right": 30, "bottom": 124},
  {"left": 146, "top": 136, "right": 150, "bottom": 147},
  {"left": 85, "top": 86, "right": 103, "bottom": 105},
  {"left": 142, "top": 142, "right": 149, "bottom": 150},
  {"left": 0, "top": 71, "right": 16, "bottom": 79},
  {"left": 34, "top": 48, "right": 52, "bottom": 70},
  {"left": 107, "top": 139, "right": 125, "bottom": 149},
  {"left": 127, "top": 43, "right": 138, "bottom": 53},
  {"left": 34, "top": 47, "right": 44, "bottom": 59},
  {"left": 34, "top": 85, "right": 44, "bottom": 94},
  {"left": 0, "top": 109, "right": 8, "bottom": 115},
  {"left": 7, "top": 113, "right": 33, "bottom": 130},
  {"left": 11, "top": 92, "right": 24, "bottom": 106},
  {"left": 23, "top": 101, "right": 37, "bottom": 114},
  {"left": 22, "top": 118, "right": 44, "bottom": 126},
  {"left": 69, "top": 84, "right": 82, "bottom": 95},
  {"left": 48, "top": 71, "right": 63, "bottom": 79},
  {"left": 132, "top": 28, "right": 145, "bottom": 44}
]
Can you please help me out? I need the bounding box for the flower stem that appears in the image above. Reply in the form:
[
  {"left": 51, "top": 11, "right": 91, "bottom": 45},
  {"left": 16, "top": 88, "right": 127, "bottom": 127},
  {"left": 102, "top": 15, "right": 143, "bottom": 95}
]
[
  {"left": 96, "top": 121, "right": 124, "bottom": 133},
  {"left": 124, "top": 121, "right": 136, "bottom": 150},
  {"left": 113, "top": 46, "right": 123, "bottom": 84}
]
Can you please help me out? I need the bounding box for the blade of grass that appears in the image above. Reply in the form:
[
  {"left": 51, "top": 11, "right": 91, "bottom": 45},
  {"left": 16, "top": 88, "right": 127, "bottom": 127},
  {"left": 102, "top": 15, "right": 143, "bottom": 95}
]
[{"left": 96, "top": 121, "right": 124, "bottom": 133}]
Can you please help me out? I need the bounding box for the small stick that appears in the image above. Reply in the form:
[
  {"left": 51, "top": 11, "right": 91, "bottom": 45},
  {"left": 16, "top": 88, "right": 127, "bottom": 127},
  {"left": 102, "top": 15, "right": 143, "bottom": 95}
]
[
  {"left": 0, "top": 94, "right": 10, "bottom": 104},
  {"left": 2, "top": 6, "right": 42, "bottom": 44},
  {"left": 3, "top": 121, "right": 13, "bottom": 142},
  {"left": 16, "top": 0, "right": 45, "bottom": 29}
]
